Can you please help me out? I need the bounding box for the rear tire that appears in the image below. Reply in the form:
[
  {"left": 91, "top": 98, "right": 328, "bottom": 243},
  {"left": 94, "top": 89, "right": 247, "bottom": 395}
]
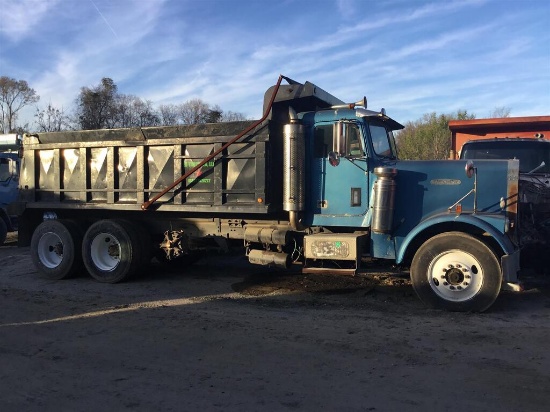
[
  {"left": 30, "top": 219, "right": 83, "bottom": 280},
  {"left": 82, "top": 219, "right": 144, "bottom": 283},
  {"left": 411, "top": 231, "right": 502, "bottom": 312}
]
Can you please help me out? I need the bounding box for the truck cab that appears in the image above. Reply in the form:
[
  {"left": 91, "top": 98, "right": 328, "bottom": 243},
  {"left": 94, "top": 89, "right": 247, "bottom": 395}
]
[{"left": 300, "top": 107, "right": 401, "bottom": 228}]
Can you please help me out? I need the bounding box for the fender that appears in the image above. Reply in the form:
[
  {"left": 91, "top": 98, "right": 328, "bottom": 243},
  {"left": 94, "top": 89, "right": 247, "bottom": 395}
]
[{"left": 396, "top": 212, "right": 516, "bottom": 264}]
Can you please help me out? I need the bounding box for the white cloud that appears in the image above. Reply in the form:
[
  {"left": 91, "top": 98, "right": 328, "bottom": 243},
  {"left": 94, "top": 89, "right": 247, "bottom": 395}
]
[
  {"left": 0, "top": 0, "right": 62, "bottom": 41},
  {"left": 339, "top": 0, "right": 486, "bottom": 34}
]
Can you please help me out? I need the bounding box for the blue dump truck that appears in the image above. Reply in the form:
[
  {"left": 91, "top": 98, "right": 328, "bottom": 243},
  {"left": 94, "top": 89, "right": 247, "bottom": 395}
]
[
  {"left": 14, "top": 75, "right": 534, "bottom": 312},
  {"left": 0, "top": 134, "right": 21, "bottom": 245}
]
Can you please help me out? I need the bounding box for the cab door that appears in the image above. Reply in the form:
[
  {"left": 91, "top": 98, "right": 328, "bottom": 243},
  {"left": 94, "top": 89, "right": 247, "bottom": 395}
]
[{"left": 308, "top": 121, "right": 369, "bottom": 227}]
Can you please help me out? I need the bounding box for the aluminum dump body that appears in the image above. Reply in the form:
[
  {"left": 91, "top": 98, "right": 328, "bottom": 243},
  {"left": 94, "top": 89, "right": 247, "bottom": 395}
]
[{"left": 19, "top": 121, "right": 282, "bottom": 214}]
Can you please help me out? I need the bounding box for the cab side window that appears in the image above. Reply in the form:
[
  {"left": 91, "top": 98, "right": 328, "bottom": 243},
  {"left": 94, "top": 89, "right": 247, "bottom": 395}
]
[
  {"left": 314, "top": 124, "right": 333, "bottom": 158},
  {"left": 314, "top": 123, "right": 364, "bottom": 158},
  {"left": 346, "top": 124, "right": 363, "bottom": 157}
]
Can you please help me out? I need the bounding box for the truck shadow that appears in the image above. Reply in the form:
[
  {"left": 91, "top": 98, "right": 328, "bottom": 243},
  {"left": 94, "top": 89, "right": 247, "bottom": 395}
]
[{"left": 137, "top": 251, "right": 550, "bottom": 314}]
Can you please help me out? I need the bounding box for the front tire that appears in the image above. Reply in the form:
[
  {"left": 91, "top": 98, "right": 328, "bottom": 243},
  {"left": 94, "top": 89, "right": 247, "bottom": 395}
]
[
  {"left": 30, "top": 219, "right": 83, "bottom": 280},
  {"left": 411, "top": 232, "right": 502, "bottom": 312},
  {"left": 82, "top": 219, "right": 144, "bottom": 283}
]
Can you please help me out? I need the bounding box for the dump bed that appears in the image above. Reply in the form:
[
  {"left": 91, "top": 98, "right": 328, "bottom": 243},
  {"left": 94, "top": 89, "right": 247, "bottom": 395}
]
[{"left": 19, "top": 121, "right": 282, "bottom": 214}]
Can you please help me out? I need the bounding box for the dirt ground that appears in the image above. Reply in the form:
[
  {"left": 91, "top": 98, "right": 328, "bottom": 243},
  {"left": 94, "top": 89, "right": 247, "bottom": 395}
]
[{"left": 1, "top": 232, "right": 549, "bottom": 411}]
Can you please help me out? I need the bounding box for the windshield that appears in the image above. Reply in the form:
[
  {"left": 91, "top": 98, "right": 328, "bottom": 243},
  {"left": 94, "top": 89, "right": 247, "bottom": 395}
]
[{"left": 461, "top": 141, "right": 550, "bottom": 173}]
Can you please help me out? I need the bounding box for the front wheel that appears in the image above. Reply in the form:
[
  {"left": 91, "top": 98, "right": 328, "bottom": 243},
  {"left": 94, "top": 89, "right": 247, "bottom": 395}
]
[{"left": 411, "top": 232, "right": 502, "bottom": 312}]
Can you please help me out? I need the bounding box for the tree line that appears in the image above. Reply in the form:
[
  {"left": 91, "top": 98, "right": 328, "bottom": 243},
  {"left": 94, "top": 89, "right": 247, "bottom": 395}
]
[
  {"left": 0, "top": 76, "right": 247, "bottom": 135},
  {"left": 1, "top": 75, "right": 510, "bottom": 160},
  {"left": 395, "top": 107, "right": 510, "bottom": 160}
]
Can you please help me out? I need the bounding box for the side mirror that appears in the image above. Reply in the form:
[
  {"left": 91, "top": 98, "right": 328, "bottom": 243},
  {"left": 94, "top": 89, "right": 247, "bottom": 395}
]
[
  {"left": 465, "top": 160, "right": 475, "bottom": 178},
  {"left": 328, "top": 151, "right": 340, "bottom": 167}
]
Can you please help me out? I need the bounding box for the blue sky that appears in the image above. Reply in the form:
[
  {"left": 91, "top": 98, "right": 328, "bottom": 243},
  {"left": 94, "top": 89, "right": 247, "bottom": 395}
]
[{"left": 1, "top": 0, "right": 549, "bottom": 129}]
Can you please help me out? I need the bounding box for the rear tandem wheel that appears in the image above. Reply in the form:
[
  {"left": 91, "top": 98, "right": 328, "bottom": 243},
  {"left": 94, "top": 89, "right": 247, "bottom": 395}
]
[
  {"left": 30, "top": 219, "right": 84, "bottom": 280},
  {"left": 82, "top": 219, "right": 148, "bottom": 283}
]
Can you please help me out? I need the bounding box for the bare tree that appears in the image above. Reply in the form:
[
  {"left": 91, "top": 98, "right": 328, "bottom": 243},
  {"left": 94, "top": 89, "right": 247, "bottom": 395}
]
[
  {"left": 179, "top": 98, "right": 212, "bottom": 124},
  {"left": 159, "top": 103, "right": 180, "bottom": 126},
  {"left": 488, "top": 106, "right": 511, "bottom": 118},
  {"left": 67, "top": 77, "right": 248, "bottom": 130},
  {"left": 133, "top": 98, "right": 160, "bottom": 127},
  {"left": 34, "top": 103, "right": 68, "bottom": 132},
  {"left": 10, "top": 124, "right": 30, "bottom": 136},
  {"left": 176, "top": 100, "right": 247, "bottom": 124},
  {"left": 114, "top": 94, "right": 160, "bottom": 128},
  {"left": 0, "top": 76, "right": 40, "bottom": 133},
  {"left": 114, "top": 94, "right": 135, "bottom": 128},
  {"left": 221, "top": 110, "right": 248, "bottom": 122}
]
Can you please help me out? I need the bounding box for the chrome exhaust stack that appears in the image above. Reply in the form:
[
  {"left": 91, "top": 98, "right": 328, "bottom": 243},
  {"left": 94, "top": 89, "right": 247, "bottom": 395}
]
[
  {"left": 372, "top": 167, "right": 398, "bottom": 233},
  {"left": 284, "top": 107, "right": 306, "bottom": 230}
]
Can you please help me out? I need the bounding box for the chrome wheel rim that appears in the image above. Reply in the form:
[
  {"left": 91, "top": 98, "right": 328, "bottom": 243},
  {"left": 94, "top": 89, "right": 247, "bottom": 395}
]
[
  {"left": 428, "top": 249, "right": 484, "bottom": 302},
  {"left": 90, "top": 232, "right": 121, "bottom": 271}
]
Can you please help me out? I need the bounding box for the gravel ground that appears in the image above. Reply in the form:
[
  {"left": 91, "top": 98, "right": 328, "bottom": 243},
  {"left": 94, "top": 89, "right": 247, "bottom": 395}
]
[{"left": 1, "top": 232, "right": 549, "bottom": 411}]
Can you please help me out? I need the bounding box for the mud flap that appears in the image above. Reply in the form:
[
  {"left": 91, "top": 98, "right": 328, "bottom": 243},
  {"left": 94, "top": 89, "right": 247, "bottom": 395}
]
[{"left": 501, "top": 249, "right": 520, "bottom": 283}]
